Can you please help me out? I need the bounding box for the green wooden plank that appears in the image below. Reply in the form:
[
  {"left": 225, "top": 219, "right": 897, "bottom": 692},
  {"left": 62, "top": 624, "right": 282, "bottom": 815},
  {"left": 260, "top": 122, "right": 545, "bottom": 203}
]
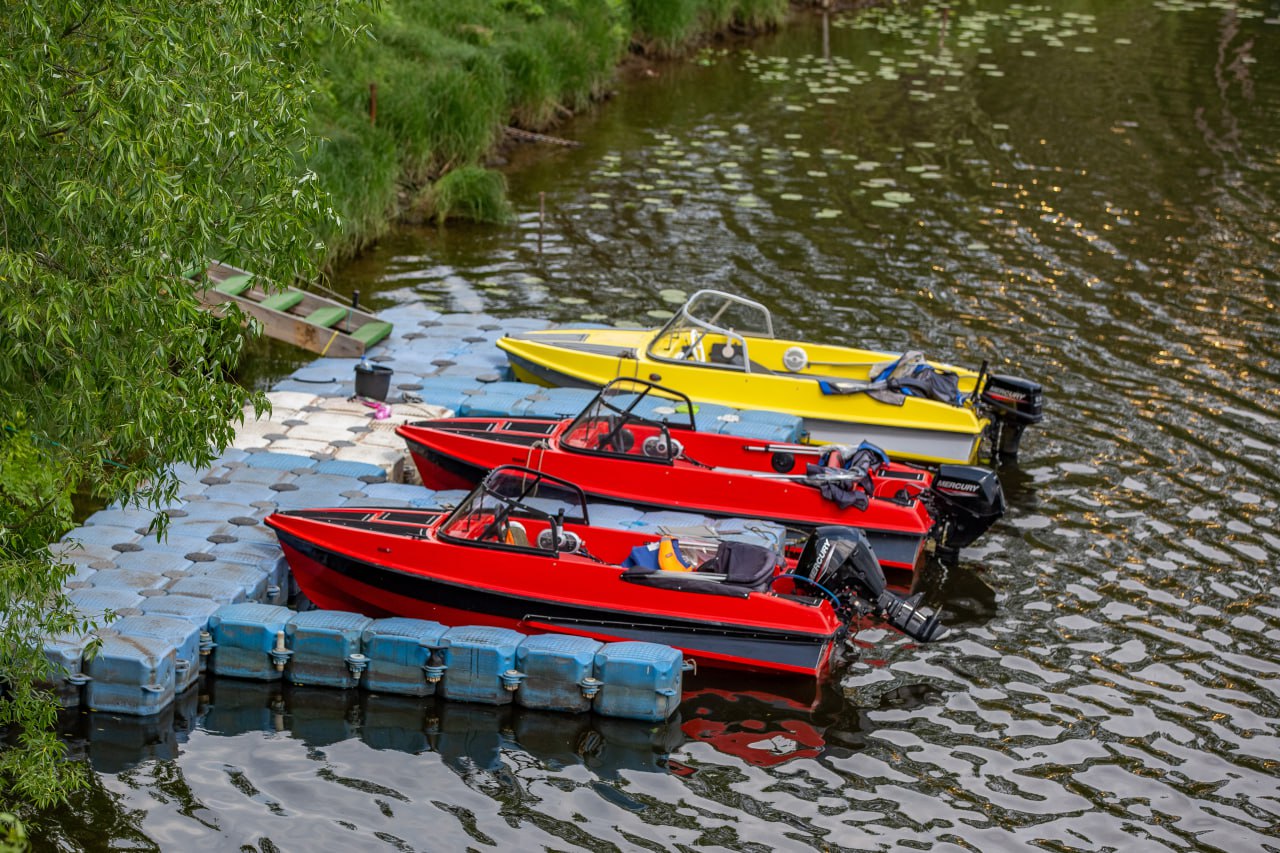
[
  {"left": 215, "top": 274, "right": 254, "bottom": 296},
  {"left": 304, "top": 305, "right": 348, "bottom": 328},
  {"left": 351, "top": 321, "right": 392, "bottom": 346},
  {"left": 259, "top": 291, "right": 304, "bottom": 312}
]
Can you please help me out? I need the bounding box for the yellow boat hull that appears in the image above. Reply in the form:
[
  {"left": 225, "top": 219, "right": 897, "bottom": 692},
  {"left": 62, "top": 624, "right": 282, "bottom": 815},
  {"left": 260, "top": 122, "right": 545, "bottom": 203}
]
[{"left": 498, "top": 328, "right": 990, "bottom": 465}]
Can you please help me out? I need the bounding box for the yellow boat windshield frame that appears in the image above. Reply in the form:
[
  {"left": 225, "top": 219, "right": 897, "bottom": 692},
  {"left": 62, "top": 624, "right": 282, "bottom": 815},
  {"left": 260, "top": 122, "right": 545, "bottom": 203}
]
[{"left": 646, "top": 290, "right": 775, "bottom": 372}]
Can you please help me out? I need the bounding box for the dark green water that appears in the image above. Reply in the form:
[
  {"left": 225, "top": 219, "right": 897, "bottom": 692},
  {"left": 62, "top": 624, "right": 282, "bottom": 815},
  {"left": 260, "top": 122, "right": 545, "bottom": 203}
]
[{"left": 47, "top": 2, "right": 1280, "bottom": 850}]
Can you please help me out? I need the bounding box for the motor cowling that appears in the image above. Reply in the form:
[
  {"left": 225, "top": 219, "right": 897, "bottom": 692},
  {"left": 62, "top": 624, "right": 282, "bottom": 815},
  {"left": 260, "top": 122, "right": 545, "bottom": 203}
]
[
  {"left": 928, "top": 464, "right": 1006, "bottom": 556},
  {"left": 979, "top": 374, "right": 1044, "bottom": 462},
  {"left": 794, "top": 526, "right": 948, "bottom": 643}
]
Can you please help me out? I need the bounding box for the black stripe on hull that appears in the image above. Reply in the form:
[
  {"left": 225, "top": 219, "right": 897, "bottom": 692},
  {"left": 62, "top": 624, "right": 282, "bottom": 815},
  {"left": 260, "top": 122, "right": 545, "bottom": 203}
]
[
  {"left": 277, "top": 530, "right": 835, "bottom": 675},
  {"left": 404, "top": 438, "right": 502, "bottom": 494},
  {"left": 505, "top": 352, "right": 607, "bottom": 390}
]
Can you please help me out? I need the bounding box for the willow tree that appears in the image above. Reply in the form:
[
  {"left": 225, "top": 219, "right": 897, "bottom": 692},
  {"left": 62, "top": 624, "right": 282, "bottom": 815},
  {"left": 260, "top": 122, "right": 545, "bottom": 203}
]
[{"left": 0, "top": 1, "right": 354, "bottom": 808}]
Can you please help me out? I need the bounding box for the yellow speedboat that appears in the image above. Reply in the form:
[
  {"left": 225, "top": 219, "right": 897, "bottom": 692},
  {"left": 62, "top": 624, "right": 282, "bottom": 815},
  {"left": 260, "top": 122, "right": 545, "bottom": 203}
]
[{"left": 497, "top": 290, "right": 1043, "bottom": 466}]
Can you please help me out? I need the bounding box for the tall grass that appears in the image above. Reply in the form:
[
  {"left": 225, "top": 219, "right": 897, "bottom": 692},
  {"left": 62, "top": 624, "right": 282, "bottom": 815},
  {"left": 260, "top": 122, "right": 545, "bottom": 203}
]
[
  {"left": 427, "top": 165, "right": 513, "bottom": 225},
  {"left": 307, "top": 0, "right": 785, "bottom": 267}
]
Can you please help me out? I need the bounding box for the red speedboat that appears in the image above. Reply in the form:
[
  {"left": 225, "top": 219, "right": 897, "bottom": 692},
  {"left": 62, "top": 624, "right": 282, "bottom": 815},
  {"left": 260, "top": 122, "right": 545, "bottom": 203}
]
[
  {"left": 397, "top": 380, "right": 1004, "bottom": 574},
  {"left": 265, "top": 466, "right": 946, "bottom": 677}
]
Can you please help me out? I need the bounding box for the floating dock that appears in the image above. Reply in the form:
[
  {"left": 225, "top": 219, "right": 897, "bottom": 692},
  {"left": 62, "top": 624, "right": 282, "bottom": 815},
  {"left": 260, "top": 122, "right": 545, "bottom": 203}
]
[{"left": 44, "top": 304, "right": 808, "bottom": 722}]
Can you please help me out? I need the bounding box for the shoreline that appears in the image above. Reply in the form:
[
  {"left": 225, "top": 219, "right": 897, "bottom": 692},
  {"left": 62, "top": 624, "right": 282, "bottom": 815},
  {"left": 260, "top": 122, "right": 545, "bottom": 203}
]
[{"left": 311, "top": 1, "right": 800, "bottom": 270}]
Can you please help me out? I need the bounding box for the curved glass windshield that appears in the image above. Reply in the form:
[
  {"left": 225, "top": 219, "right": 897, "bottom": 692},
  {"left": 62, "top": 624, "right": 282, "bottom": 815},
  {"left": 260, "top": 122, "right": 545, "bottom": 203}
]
[
  {"left": 646, "top": 290, "right": 774, "bottom": 371},
  {"left": 438, "top": 466, "right": 588, "bottom": 550},
  {"left": 561, "top": 379, "right": 695, "bottom": 463}
]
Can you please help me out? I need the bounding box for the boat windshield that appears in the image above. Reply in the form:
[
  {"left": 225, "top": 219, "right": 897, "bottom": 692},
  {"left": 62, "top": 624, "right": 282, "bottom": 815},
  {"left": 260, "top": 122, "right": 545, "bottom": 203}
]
[
  {"left": 560, "top": 379, "right": 696, "bottom": 462},
  {"left": 646, "top": 290, "right": 774, "bottom": 371},
  {"left": 438, "top": 466, "right": 589, "bottom": 551}
]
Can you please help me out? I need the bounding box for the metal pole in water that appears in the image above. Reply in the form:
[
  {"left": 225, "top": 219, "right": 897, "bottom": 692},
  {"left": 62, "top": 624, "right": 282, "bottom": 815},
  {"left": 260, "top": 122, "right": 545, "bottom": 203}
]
[
  {"left": 538, "top": 191, "right": 546, "bottom": 255},
  {"left": 823, "top": 10, "right": 830, "bottom": 63},
  {"left": 352, "top": 289, "right": 360, "bottom": 310}
]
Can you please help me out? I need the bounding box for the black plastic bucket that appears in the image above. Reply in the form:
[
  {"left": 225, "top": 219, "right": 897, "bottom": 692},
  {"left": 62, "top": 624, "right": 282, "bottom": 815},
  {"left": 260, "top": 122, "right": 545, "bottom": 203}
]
[{"left": 354, "top": 363, "right": 394, "bottom": 401}]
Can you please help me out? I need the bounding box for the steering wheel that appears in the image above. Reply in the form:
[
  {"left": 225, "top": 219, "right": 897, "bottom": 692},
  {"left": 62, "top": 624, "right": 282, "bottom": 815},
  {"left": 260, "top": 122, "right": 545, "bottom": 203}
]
[
  {"left": 477, "top": 506, "right": 512, "bottom": 542},
  {"left": 597, "top": 416, "right": 635, "bottom": 452},
  {"left": 678, "top": 331, "right": 705, "bottom": 362}
]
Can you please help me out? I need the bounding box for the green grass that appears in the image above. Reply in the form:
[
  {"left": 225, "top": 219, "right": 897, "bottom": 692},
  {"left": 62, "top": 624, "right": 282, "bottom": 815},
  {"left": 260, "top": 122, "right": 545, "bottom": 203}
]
[
  {"left": 307, "top": 0, "right": 788, "bottom": 266},
  {"left": 427, "top": 165, "right": 514, "bottom": 224}
]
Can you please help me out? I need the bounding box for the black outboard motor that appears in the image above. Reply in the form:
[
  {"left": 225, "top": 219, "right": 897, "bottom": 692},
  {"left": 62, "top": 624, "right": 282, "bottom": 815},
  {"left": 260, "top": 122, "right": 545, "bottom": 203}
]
[
  {"left": 794, "top": 526, "right": 948, "bottom": 643},
  {"left": 927, "top": 464, "right": 1006, "bottom": 560},
  {"left": 979, "top": 374, "right": 1044, "bottom": 463}
]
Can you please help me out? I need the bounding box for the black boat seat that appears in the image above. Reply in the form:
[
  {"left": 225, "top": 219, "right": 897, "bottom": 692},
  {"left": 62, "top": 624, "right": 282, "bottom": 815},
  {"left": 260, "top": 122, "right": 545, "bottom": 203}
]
[
  {"left": 706, "top": 343, "right": 776, "bottom": 375},
  {"left": 694, "top": 541, "right": 776, "bottom": 591},
  {"left": 621, "top": 540, "right": 777, "bottom": 597}
]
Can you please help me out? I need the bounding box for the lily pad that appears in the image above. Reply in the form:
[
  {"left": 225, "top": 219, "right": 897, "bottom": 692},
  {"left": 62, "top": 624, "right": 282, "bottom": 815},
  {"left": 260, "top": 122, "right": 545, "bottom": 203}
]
[{"left": 815, "top": 208, "right": 842, "bottom": 219}]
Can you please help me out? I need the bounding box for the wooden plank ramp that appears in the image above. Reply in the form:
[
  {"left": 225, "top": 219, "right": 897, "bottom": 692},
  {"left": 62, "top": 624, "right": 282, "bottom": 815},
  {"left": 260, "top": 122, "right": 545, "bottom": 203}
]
[{"left": 189, "top": 261, "right": 393, "bottom": 358}]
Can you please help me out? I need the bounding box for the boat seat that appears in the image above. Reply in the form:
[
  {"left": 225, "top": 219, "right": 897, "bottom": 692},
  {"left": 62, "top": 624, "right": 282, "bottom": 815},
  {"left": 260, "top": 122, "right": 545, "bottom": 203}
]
[
  {"left": 505, "top": 520, "right": 529, "bottom": 547},
  {"left": 260, "top": 291, "right": 305, "bottom": 312},
  {"left": 351, "top": 321, "right": 393, "bottom": 347},
  {"left": 305, "top": 305, "right": 349, "bottom": 328},
  {"left": 214, "top": 274, "right": 254, "bottom": 297},
  {"left": 707, "top": 343, "right": 744, "bottom": 367},
  {"left": 707, "top": 343, "right": 775, "bottom": 375},
  {"left": 694, "top": 541, "right": 776, "bottom": 591}
]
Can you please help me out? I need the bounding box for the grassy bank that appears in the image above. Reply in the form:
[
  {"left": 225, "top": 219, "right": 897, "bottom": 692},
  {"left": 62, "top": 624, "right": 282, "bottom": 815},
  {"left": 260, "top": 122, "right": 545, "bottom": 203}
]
[{"left": 309, "top": 0, "right": 790, "bottom": 266}]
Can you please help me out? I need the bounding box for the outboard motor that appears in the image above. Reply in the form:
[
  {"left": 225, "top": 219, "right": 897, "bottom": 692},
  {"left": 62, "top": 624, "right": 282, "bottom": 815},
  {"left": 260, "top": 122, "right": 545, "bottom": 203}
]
[
  {"left": 979, "top": 374, "right": 1044, "bottom": 462},
  {"left": 794, "top": 526, "right": 948, "bottom": 643},
  {"left": 927, "top": 464, "right": 1006, "bottom": 559}
]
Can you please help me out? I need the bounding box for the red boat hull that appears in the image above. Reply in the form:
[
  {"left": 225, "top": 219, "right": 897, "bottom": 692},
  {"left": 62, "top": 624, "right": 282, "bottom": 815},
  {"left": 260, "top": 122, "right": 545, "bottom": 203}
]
[
  {"left": 268, "top": 509, "right": 844, "bottom": 678},
  {"left": 399, "top": 417, "right": 934, "bottom": 572}
]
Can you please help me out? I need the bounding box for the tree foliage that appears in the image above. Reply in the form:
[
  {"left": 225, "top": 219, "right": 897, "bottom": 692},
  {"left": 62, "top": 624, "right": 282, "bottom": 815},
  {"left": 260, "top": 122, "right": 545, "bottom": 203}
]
[{"left": 0, "top": 0, "right": 354, "bottom": 809}]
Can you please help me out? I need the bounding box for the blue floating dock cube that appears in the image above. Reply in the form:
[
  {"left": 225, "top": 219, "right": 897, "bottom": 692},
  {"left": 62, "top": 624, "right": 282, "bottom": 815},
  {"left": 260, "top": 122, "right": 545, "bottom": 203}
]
[
  {"left": 593, "top": 642, "right": 684, "bottom": 721},
  {"left": 167, "top": 575, "right": 249, "bottom": 605},
  {"left": 140, "top": 594, "right": 222, "bottom": 629},
  {"left": 516, "top": 634, "right": 604, "bottom": 714},
  {"left": 85, "top": 634, "right": 176, "bottom": 716},
  {"left": 41, "top": 630, "right": 97, "bottom": 708},
  {"left": 285, "top": 610, "right": 373, "bottom": 689},
  {"left": 360, "top": 617, "right": 450, "bottom": 697},
  {"left": 521, "top": 388, "right": 599, "bottom": 418},
  {"left": 108, "top": 615, "right": 203, "bottom": 693},
  {"left": 68, "top": 587, "right": 144, "bottom": 622},
  {"left": 208, "top": 603, "right": 294, "bottom": 680},
  {"left": 440, "top": 626, "right": 527, "bottom": 705}
]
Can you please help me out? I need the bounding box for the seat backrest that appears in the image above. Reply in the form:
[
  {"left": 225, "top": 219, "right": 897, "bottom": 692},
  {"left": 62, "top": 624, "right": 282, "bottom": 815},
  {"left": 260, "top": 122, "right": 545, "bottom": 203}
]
[{"left": 505, "top": 520, "right": 529, "bottom": 548}]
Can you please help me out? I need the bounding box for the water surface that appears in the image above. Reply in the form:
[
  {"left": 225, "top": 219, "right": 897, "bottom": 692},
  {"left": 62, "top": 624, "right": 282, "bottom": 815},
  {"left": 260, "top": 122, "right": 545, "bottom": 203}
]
[{"left": 49, "top": 2, "right": 1280, "bottom": 850}]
